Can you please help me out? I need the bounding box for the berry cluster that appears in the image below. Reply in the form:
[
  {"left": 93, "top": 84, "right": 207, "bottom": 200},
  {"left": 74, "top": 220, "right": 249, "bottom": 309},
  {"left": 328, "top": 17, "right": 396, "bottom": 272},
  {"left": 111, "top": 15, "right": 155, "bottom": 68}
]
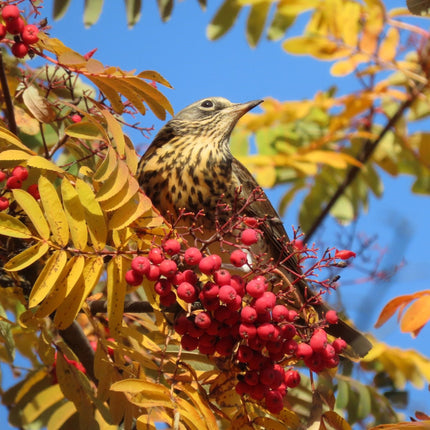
[
  {"left": 0, "top": 4, "right": 39, "bottom": 58},
  {"left": 126, "top": 232, "right": 348, "bottom": 414},
  {"left": 0, "top": 166, "right": 39, "bottom": 210}
]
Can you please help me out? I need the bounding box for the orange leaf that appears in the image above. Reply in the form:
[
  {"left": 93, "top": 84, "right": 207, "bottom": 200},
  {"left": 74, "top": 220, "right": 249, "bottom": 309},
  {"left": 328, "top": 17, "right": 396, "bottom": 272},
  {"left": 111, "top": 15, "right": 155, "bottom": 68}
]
[
  {"left": 400, "top": 294, "right": 430, "bottom": 334},
  {"left": 375, "top": 294, "right": 416, "bottom": 328}
]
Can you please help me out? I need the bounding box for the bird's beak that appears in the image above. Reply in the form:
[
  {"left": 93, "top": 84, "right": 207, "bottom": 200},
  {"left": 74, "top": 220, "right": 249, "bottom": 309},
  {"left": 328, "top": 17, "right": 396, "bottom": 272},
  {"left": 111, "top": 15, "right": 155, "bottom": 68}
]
[{"left": 232, "top": 99, "right": 264, "bottom": 117}]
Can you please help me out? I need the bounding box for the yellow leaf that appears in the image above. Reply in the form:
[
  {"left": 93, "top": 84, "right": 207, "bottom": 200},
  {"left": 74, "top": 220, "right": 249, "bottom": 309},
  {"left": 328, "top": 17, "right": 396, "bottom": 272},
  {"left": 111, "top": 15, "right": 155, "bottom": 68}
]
[
  {"left": 331, "top": 53, "right": 368, "bottom": 76},
  {"left": 96, "top": 159, "right": 130, "bottom": 203},
  {"left": 322, "top": 411, "right": 352, "bottom": 430},
  {"left": 76, "top": 179, "right": 107, "bottom": 251},
  {"left": 401, "top": 294, "right": 430, "bottom": 334},
  {"left": 85, "top": 58, "right": 105, "bottom": 74},
  {"left": 15, "top": 369, "right": 49, "bottom": 403},
  {"left": 111, "top": 379, "right": 171, "bottom": 395},
  {"left": 93, "top": 147, "right": 118, "bottom": 182},
  {"left": 12, "top": 188, "right": 51, "bottom": 240},
  {"left": 101, "top": 176, "right": 140, "bottom": 212},
  {"left": 22, "top": 86, "right": 56, "bottom": 123},
  {"left": 21, "top": 384, "right": 64, "bottom": 425},
  {"left": 35, "top": 255, "right": 85, "bottom": 318},
  {"left": 107, "top": 77, "right": 147, "bottom": 116},
  {"left": 47, "top": 401, "right": 77, "bottom": 430},
  {"left": 61, "top": 178, "right": 88, "bottom": 250},
  {"left": 15, "top": 106, "right": 39, "bottom": 135},
  {"left": 87, "top": 76, "right": 124, "bottom": 114},
  {"left": 0, "top": 150, "right": 31, "bottom": 168},
  {"left": 283, "top": 35, "right": 350, "bottom": 60},
  {"left": 55, "top": 256, "right": 104, "bottom": 329},
  {"left": 175, "top": 397, "right": 208, "bottom": 430},
  {"left": 27, "top": 155, "right": 66, "bottom": 174},
  {"left": 39, "top": 176, "right": 70, "bottom": 247},
  {"left": 101, "top": 109, "right": 126, "bottom": 156},
  {"left": 378, "top": 27, "right": 400, "bottom": 62},
  {"left": 370, "top": 421, "right": 430, "bottom": 429},
  {"left": 136, "top": 416, "right": 157, "bottom": 430},
  {"left": 253, "top": 417, "right": 291, "bottom": 430},
  {"left": 4, "top": 242, "right": 50, "bottom": 272},
  {"left": 107, "top": 256, "right": 127, "bottom": 337},
  {"left": 124, "top": 135, "right": 139, "bottom": 175},
  {"left": 108, "top": 192, "right": 152, "bottom": 230},
  {"left": 0, "top": 212, "right": 32, "bottom": 239},
  {"left": 65, "top": 121, "right": 105, "bottom": 140},
  {"left": 300, "top": 150, "right": 362, "bottom": 169},
  {"left": 0, "top": 125, "right": 34, "bottom": 152},
  {"left": 58, "top": 51, "right": 87, "bottom": 66},
  {"left": 255, "top": 165, "right": 277, "bottom": 187},
  {"left": 29, "top": 250, "right": 68, "bottom": 308},
  {"left": 138, "top": 70, "right": 173, "bottom": 88},
  {"left": 338, "top": 1, "right": 361, "bottom": 46}
]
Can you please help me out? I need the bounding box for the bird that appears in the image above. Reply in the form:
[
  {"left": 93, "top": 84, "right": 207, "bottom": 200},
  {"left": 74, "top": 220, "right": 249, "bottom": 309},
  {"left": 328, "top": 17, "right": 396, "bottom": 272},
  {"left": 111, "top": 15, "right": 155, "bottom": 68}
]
[{"left": 136, "top": 96, "right": 372, "bottom": 358}]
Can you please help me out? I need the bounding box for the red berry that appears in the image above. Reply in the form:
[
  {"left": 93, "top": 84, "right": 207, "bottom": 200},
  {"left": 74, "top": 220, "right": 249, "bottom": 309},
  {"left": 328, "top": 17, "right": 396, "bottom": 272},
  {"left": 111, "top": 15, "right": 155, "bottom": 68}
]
[
  {"left": 237, "top": 345, "right": 254, "bottom": 362},
  {"left": 213, "top": 269, "right": 231, "bottom": 286},
  {"left": 325, "top": 310, "right": 338, "bottom": 325},
  {"left": 12, "top": 166, "right": 28, "bottom": 181},
  {"left": 250, "top": 383, "right": 267, "bottom": 401},
  {"left": 174, "top": 315, "right": 190, "bottom": 335},
  {"left": 260, "top": 366, "right": 283, "bottom": 389},
  {"left": 218, "top": 285, "right": 237, "bottom": 304},
  {"left": 292, "top": 239, "right": 304, "bottom": 251},
  {"left": 131, "top": 256, "right": 151, "bottom": 275},
  {"left": 6, "top": 16, "right": 24, "bottom": 35},
  {"left": 184, "top": 247, "right": 202, "bottom": 265},
  {"left": 238, "top": 323, "right": 257, "bottom": 339},
  {"left": 215, "top": 336, "right": 235, "bottom": 356},
  {"left": 199, "top": 255, "right": 220, "bottom": 274},
  {"left": 283, "top": 339, "right": 298, "bottom": 355},
  {"left": 0, "top": 197, "right": 9, "bottom": 211},
  {"left": 6, "top": 176, "right": 22, "bottom": 189},
  {"left": 295, "top": 343, "right": 313, "bottom": 360},
  {"left": 163, "top": 239, "right": 181, "bottom": 255},
  {"left": 198, "top": 343, "right": 216, "bottom": 355},
  {"left": 241, "top": 306, "right": 258, "bottom": 324},
  {"left": 309, "top": 330, "right": 328, "bottom": 352},
  {"left": 27, "top": 184, "right": 40, "bottom": 199},
  {"left": 230, "top": 249, "right": 248, "bottom": 267},
  {"left": 244, "top": 370, "right": 260, "bottom": 386},
  {"left": 202, "top": 297, "right": 220, "bottom": 311},
  {"left": 199, "top": 333, "right": 217, "bottom": 347},
  {"left": 11, "top": 41, "right": 28, "bottom": 58},
  {"left": 280, "top": 323, "right": 297, "bottom": 340},
  {"left": 284, "top": 370, "right": 301, "bottom": 388},
  {"left": 146, "top": 264, "right": 160, "bottom": 281},
  {"left": 226, "top": 294, "right": 242, "bottom": 311},
  {"left": 173, "top": 269, "right": 197, "bottom": 286},
  {"left": 322, "top": 344, "right": 336, "bottom": 360},
  {"left": 241, "top": 228, "right": 259, "bottom": 246},
  {"left": 325, "top": 355, "right": 340, "bottom": 368},
  {"left": 335, "top": 249, "right": 356, "bottom": 260},
  {"left": 159, "top": 259, "right": 177, "bottom": 278},
  {"left": 187, "top": 322, "right": 204, "bottom": 338},
  {"left": 2, "top": 5, "right": 20, "bottom": 21},
  {"left": 21, "top": 24, "right": 39, "bottom": 45},
  {"left": 177, "top": 282, "right": 196, "bottom": 303},
  {"left": 194, "top": 312, "right": 211, "bottom": 329},
  {"left": 257, "top": 323, "right": 277, "bottom": 341},
  {"left": 181, "top": 334, "right": 198, "bottom": 351},
  {"left": 332, "top": 338, "right": 347, "bottom": 353},
  {"left": 0, "top": 24, "right": 6, "bottom": 39},
  {"left": 125, "top": 269, "right": 143, "bottom": 286},
  {"left": 265, "top": 390, "right": 284, "bottom": 414},
  {"left": 287, "top": 310, "right": 298, "bottom": 322},
  {"left": 159, "top": 290, "right": 176, "bottom": 307},
  {"left": 0, "top": 171, "right": 5, "bottom": 182},
  {"left": 230, "top": 275, "right": 246, "bottom": 296},
  {"left": 266, "top": 341, "right": 283, "bottom": 354},
  {"left": 200, "top": 281, "right": 219, "bottom": 300},
  {"left": 154, "top": 279, "right": 171, "bottom": 296},
  {"left": 235, "top": 380, "right": 251, "bottom": 396},
  {"left": 206, "top": 320, "right": 220, "bottom": 336},
  {"left": 304, "top": 353, "right": 325, "bottom": 372},
  {"left": 71, "top": 113, "right": 82, "bottom": 123},
  {"left": 214, "top": 306, "right": 231, "bottom": 322},
  {"left": 254, "top": 291, "right": 276, "bottom": 314},
  {"left": 246, "top": 276, "right": 267, "bottom": 298},
  {"left": 247, "top": 337, "right": 266, "bottom": 352},
  {"left": 272, "top": 304, "right": 288, "bottom": 322},
  {"left": 148, "top": 247, "right": 164, "bottom": 264}
]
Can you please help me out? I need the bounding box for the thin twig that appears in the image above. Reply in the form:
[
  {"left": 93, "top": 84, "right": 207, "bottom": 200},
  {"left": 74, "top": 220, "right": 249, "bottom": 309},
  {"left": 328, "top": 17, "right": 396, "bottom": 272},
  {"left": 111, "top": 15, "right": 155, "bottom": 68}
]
[{"left": 304, "top": 83, "right": 425, "bottom": 243}]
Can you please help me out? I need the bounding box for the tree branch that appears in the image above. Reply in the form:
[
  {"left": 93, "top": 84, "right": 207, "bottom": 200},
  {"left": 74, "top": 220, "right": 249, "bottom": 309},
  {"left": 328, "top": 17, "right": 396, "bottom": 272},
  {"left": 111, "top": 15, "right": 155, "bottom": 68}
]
[
  {"left": 89, "top": 300, "right": 154, "bottom": 314},
  {"left": 303, "top": 84, "right": 425, "bottom": 243}
]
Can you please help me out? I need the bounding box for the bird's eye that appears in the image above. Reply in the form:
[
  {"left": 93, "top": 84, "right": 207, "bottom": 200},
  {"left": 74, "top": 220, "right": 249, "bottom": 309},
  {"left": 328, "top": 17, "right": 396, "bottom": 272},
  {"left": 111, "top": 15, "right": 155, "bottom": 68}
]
[{"left": 201, "top": 100, "right": 214, "bottom": 109}]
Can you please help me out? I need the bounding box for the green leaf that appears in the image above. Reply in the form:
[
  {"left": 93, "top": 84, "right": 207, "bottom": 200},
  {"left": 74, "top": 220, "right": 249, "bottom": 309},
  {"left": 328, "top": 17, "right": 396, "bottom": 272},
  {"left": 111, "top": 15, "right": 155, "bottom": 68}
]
[
  {"left": 125, "top": 0, "right": 142, "bottom": 27},
  {"left": 53, "top": 0, "right": 72, "bottom": 20},
  {"left": 356, "top": 383, "right": 372, "bottom": 420},
  {"left": 157, "top": 0, "right": 174, "bottom": 21},
  {"left": 246, "top": 2, "right": 271, "bottom": 47},
  {"left": 335, "top": 379, "right": 350, "bottom": 410},
  {"left": 267, "top": 8, "right": 296, "bottom": 41},
  {"left": 84, "top": 0, "right": 104, "bottom": 27},
  {"left": 207, "top": 0, "right": 242, "bottom": 40}
]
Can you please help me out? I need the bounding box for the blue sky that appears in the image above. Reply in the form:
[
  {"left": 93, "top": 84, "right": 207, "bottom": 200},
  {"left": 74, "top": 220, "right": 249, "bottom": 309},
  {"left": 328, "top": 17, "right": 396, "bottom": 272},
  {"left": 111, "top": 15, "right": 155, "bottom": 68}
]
[{"left": 2, "top": 0, "right": 430, "bottom": 426}]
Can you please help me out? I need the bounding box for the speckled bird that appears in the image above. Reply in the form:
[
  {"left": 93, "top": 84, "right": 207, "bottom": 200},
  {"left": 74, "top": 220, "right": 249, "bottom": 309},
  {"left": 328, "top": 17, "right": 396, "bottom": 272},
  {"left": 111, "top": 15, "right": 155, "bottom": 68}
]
[{"left": 137, "top": 97, "right": 371, "bottom": 357}]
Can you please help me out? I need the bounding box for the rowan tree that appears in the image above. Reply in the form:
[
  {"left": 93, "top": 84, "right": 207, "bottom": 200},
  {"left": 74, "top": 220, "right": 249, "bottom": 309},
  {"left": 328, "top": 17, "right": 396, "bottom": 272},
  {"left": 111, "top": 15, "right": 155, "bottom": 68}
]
[{"left": 0, "top": 1, "right": 429, "bottom": 429}]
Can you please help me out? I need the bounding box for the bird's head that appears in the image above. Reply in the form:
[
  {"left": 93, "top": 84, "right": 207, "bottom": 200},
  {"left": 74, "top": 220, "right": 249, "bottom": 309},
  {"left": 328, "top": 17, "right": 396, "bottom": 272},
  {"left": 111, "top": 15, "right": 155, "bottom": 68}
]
[{"left": 167, "top": 97, "right": 263, "bottom": 141}]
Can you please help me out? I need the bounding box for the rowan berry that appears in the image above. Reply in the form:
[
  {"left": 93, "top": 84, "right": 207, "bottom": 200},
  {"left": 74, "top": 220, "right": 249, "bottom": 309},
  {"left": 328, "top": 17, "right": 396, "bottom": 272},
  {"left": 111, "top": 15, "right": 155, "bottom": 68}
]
[
  {"left": 280, "top": 323, "right": 296, "bottom": 340},
  {"left": 332, "top": 338, "right": 347, "bottom": 353},
  {"left": 238, "top": 323, "right": 257, "bottom": 339},
  {"left": 236, "top": 345, "right": 254, "bottom": 362},
  {"left": 174, "top": 315, "right": 190, "bottom": 335},
  {"left": 199, "top": 333, "right": 217, "bottom": 347},
  {"left": 194, "top": 312, "right": 211, "bottom": 329},
  {"left": 257, "top": 323, "right": 277, "bottom": 341},
  {"left": 199, "top": 255, "right": 219, "bottom": 274},
  {"left": 131, "top": 256, "right": 150, "bottom": 275},
  {"left": 325, "top": 309, "right": 338, "bottom": 324},
  {"left": 6, "top": 16, "right": 24, "bottom": 35},
  {"left": 235, "top": 381, "right": 251, "bottom": 396},
  {"left": 154, "top": 279, "right": 171, "bottom": 296},
  {"left": 272, "top": 304, "right": 288, "bottom": 322},
  {"left": 254, "top": 291, "right": 276, "bottom": 314},
  {"left": 173, "top": 269, "right": 197, "bottom": 286},
  {"left": 27, "top": 184, "right": 40, "bottom": 199},
  {"left": 200, "top": 281, "right": 219, "bottom": 300},
  {"left": 159, "top": 290, "right": 176, "bottom": 307},
  {"left": 184, "top": 247, "right": 202, "bottom": 265},
  {"left": 230, "top": 275, "right": 245, "bottom": 296},
  {"left": 181, "top": 334, "right": 198, "bottom": 351},
  {"left": 6, "top": 176, "right": 22, "bottom": 189},
  {"left": 284, "top": 369, "right": 301, "bottom": 388},
  {"left": 2, "top": 5, "right": 20, "bottom": 21},
  {"left": 214, "top": 306, "right": 231, "bottom": 322},
  {"left": 159, "top": 259, "right": 177, "bottom": 278},
  {"left": 250, "top": 383, "right": 267, "bottom": 401},
  {"left": 287, "top": 310, "right": 298, "bottom": 322},
  {"left": 71, "top": 114, "right": 82, "bottom": 123},
  {"left": 198, "top": 343, "right": 216, "bottom": 355},
  {"left": 177, "top": 282, "right": 196, "bottom": 303},
  {"left": 283, "top": 339, "right": 298, "bottom": 355},
  {"left": 21, "top": 24, "right": 39, "bottom": 44},
  {"left": 146, "top": 264, "right": 160, "bottom": 281},
  {"left": 218, "top": 285, "right": 237, "bottom": 304},
  {"left": 125, "top": 269, "right": 143, "bottom": 286},
  {"left": 0, "top": 171, "right": 6, "bottom": 182},
  {"left": 163, "top": 238, "right": 181, "bottom": 255},
  {"left": 246, "top": 276, "right": 267, "bottom": 298},
  {"left": 187, "top": 323, "right": 204, "bottom": 338},
  {"left": 12, "top": 166, "right": 28, "bottom": 181},
  {"left": 295, "top": 342, "right": 313, "bottom": 360},
  {"left": 265, "top": 390, "right": 284, "bottom": 414},
  {"left": 260, "top": 365, "right": 284, "bottom": 389},
  {"left": 309, "top": 329, "right": 327, "bottom": 352},
  {"left": 230, "top": 249, "right": 247, "bottom": 267},
  {"left": 0, "top": 197, "right": 9, "bottom": 211},
  {"left": 148, "top": 247, "right": 164, "bottom": 264},
  {"left": 215, "top": 336, "right": 235, "bottom": 356},
  {"left": 226, "top": 294, "right": 242, "bottom": 311},
  {"left": 244, "top": 370, "right": 259, "bottom": 386},
  {"left": 241, "top": 228, "right": 259, "bottom": 246},
  {"left": 213, "top": 269, "right": 231, "bottom": 286},
  {"left": 241, "top": 305, "right": 258, "bottom": 324},
  {"left": 0, "top": 24, "right": 6, "bottom": 39}
]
